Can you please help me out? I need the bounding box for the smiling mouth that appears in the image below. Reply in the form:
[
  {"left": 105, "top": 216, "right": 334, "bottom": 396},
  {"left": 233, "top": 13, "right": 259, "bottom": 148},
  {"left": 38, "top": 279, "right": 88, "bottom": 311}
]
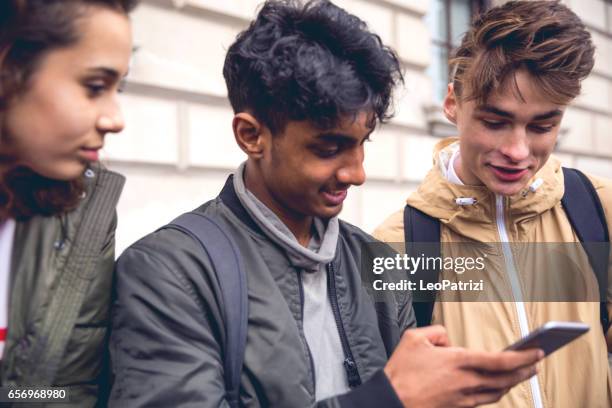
[
  {"left": 488, "top": 164, "right": 529, "bottom": 182},
  {"left": 321, "top": 189, "right": 348, "bottom": 206},
  {"left": 491, "top": 165, "right": 525, "bottom": 173}
]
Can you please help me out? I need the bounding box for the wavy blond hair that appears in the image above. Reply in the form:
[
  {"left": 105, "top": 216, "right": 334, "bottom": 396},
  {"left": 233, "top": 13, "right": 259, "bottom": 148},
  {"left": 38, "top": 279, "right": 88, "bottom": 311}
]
[{"left": 450, "top": 0, "right": 594, "bottom": 105}]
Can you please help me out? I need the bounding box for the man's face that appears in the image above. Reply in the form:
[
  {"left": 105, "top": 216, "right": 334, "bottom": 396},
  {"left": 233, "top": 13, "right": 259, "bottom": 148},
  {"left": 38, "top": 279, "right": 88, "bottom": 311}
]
[
  {"left": 445, "top": 69, "right": 565, "bottom": 196},
  {"left": 255, "top": 112, "right": 371, "bottom": 224}
]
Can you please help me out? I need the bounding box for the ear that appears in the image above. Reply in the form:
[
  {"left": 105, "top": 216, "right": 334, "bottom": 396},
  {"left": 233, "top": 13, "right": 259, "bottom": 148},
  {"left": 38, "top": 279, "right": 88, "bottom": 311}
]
[
  {"left": 233, "top": 112, "right": 268, "bottom": 160},
  {"left": 443, "top": 82, "right": 458, "bottom": 125}
]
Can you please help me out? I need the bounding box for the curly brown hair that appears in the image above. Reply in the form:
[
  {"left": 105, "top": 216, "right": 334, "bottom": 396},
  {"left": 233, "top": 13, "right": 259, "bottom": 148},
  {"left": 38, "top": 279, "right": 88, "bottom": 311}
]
[
  {"left": 0, "top": 0, "right": 137, "bottom": 221},
  {"left": 450, "top": 0, "right": 595, "bottom": 106}
]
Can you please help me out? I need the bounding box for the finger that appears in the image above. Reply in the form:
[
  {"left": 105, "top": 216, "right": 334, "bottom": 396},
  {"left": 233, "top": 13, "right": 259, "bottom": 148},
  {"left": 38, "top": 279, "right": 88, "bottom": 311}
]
[
  {"left": 420, "top": 324, "right": 450, "bottom": 347},
  {"left": 470, "top": 365, "right": 538, "bottom": 391},
  {"left": 459, "top": 349, "right": 543, "bottom": 372},
  {"left": 400, "top": 325, "right": 450, "bottom": 348}
]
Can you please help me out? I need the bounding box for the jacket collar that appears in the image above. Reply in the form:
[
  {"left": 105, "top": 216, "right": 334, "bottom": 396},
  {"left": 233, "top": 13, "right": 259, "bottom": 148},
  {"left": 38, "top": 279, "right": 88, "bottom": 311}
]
[
  {"left": 219, "top": 174, "right": 264, "bottom": 235},
  {"left": 218, "top": 174, "right": 346, "bottom": 269},
  {"left": 407, "top": 137, "right": 565, "bottom": 239}
]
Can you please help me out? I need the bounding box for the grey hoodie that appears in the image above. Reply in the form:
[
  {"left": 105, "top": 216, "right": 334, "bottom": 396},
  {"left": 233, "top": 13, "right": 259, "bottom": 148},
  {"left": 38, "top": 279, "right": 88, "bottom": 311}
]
[{"left": 233, "top": 163, "right": 349, "bottom": 401}]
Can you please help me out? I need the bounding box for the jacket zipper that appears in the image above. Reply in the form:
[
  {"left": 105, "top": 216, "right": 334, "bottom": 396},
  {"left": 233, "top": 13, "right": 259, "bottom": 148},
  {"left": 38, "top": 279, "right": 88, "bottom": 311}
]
[
  {"left": 495, "top": 195, "right": 543, "bottom": 408},
  {"left": 297, "top": 270, "right": 317, "bottom": 389},
  {"left": 326, "top": 262, "right": 361, "bottom": 388}
]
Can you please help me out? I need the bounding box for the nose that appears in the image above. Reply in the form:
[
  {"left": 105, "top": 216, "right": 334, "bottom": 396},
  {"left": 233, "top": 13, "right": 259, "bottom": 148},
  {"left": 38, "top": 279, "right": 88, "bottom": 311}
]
[
  {"left": 336, "top": 148, "right": 366, "bottom": 187},
  {"left": 97, "top": 97, "right": 125, "bottom": 134},
  {"left": 499, "top": 128, "right": 530, "bottom": 163}
]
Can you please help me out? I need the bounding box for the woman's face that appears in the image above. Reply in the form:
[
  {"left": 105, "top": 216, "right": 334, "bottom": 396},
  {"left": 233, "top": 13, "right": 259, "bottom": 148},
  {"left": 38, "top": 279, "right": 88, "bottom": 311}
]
[{"left": 3, "top": 6, "right": 132, "bottom": 180}]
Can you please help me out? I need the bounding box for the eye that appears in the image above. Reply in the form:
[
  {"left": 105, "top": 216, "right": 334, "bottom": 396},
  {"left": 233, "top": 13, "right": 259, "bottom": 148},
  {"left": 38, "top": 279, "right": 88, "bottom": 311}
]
[
  {"left": 313, "top": 144, "right": 340, "bottom": 158},
  {"left": 84, "top": 81, "right": 107, "bottom": 97},
  {"left": 529, "top": 124, "right": 556, "bottom": 134},
  {"left": 481, "top": 119, "right": 506, "bottom": 130},
  {"left": 316, "top": 148, "right": 340, "bottom": 158}
]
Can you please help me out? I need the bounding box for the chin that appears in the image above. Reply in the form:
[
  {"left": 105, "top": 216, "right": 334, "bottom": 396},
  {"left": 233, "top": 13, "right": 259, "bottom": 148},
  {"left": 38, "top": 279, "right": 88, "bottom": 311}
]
[
  {"left": 38, "top": 164, "right": 86, "bottom": 181},
  {"left": 316, "top": 205, "right": 343, "bottom": 220},
  {"left": 486, "top": 181, "right": 526, "bottom": 197}
]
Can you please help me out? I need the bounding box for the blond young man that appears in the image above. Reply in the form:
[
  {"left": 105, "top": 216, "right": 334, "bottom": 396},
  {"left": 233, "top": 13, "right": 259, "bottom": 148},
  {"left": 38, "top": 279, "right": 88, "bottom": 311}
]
[{"left": 374, "top": 1, "right": 611, "bottom": 407}]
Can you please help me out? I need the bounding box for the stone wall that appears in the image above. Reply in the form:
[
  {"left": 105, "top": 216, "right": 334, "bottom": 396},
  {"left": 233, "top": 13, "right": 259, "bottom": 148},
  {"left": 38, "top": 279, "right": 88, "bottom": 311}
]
[{"left": 105, "top": 0, "right": 612, "bottom": 252}]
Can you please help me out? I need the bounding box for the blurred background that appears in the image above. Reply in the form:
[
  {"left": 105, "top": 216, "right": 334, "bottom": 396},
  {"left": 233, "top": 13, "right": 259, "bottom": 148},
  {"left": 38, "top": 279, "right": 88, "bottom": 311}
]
[{"left": 102, "top": 0, "right": 612, "bottom": 253}]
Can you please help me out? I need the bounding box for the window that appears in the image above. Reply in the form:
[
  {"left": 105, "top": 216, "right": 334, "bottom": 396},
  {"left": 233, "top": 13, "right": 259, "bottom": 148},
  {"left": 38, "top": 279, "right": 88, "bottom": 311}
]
[{"left": 425, "top": 0, "right": 489, "bottom": 103}]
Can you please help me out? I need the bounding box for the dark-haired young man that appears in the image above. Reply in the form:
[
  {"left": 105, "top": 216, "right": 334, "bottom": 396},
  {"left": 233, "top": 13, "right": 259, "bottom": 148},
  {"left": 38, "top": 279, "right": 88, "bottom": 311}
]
[
  {"left": 375, "top": 1, "right": 611, "bottom": 407},
  {"left": 109, "top": 1, "right": 541, "bottom": 407}
]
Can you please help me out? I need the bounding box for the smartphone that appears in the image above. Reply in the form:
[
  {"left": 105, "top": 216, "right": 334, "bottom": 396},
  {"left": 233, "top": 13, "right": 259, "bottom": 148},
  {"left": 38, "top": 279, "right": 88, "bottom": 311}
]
[{"left": 505, "top": 321, "right": 589, "bottom": 356}]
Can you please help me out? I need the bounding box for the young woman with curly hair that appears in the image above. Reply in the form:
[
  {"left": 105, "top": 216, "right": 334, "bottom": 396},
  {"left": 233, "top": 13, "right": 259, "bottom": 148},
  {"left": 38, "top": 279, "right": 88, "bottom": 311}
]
[{"left": 0, "top": 0, "right": 136, "bottom": 404}]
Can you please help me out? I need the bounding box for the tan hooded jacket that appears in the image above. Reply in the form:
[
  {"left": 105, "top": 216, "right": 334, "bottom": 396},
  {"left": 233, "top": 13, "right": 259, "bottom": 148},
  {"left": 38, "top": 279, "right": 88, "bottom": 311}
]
[{"left": 373, "top": 138, "right": 612, "bottom": 408}]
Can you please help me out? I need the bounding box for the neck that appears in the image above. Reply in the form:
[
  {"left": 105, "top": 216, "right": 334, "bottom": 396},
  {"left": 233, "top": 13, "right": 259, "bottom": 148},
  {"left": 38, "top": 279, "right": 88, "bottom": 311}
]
[
  {"left": 243, "top": 161, "right": 313, "bottom": 247},
  {"left": 454, "top": 150, "right": 481, "bottom": 186}
]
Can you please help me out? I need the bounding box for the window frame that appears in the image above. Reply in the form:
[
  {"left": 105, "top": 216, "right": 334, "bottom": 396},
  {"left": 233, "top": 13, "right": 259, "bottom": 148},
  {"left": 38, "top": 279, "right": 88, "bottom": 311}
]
[{"left": 428, "top": 0, "right": 490, "bottom": 104}]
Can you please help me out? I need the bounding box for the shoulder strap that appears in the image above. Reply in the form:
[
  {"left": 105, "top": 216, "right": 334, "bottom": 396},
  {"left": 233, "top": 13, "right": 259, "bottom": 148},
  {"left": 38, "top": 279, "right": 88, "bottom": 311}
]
[
  {"left": 25, "top": 170, "right": 125, "bottom": 385},
  {"left": 403, "top": 205, "right": 441, "bottom": 327},
  {"left": 164, "top": 212, "right": 248, "bottom": 408},
  {"left": 561, "top": 167, "right": 610, "bottom": 333}
]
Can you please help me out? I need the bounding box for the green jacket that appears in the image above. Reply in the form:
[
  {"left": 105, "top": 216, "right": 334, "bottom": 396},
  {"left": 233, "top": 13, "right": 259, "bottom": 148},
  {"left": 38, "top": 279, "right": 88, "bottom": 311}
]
[
  {"left": 1, "top": 165, "right": 124, "bottom": 407},
  {"left": 110, "top": 176, "right": 415, "bottom": 407}
]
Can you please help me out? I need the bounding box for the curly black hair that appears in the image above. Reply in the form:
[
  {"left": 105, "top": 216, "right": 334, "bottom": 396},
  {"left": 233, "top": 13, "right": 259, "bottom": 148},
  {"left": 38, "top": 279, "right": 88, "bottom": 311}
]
[{"left": 223, "top": 0, "right": 403, "bottom": 134}]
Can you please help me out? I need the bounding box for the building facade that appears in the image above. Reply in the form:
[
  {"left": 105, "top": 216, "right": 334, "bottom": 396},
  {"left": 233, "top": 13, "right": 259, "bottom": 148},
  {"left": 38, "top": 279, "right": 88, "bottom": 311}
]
[{"left": 104, "top": 0, "right": 612, "bottom": 252}]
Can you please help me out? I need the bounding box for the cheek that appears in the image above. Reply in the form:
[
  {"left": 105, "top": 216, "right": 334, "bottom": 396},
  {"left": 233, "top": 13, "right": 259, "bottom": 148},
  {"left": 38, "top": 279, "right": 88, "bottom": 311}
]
[
  {"left": 8, "top": 91, "right": 93, "bottom": 152},
  {"left": 531, "top": 134, "right": 558, "bottom": 160},
  {"left": 40, "top": 90, "right": 94, "bottom": 140},
  {"left": 460, "top": 132, "right": 490, "bottom": 162},
  {"left": 287, "top": 166, "right": 324, "bottom": 195}
]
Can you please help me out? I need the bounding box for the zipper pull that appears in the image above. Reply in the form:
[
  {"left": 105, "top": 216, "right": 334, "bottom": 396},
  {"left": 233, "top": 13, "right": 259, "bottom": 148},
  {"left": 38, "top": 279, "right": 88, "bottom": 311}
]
[{"left": 344, "top": 357, "right": 361, "bottom": 387}]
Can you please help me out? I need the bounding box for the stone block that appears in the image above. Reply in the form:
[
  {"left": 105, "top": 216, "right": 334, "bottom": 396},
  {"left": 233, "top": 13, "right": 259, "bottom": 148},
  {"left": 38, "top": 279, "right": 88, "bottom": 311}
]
[
  {"left": 575, "top": 155, "right": 612, "bottom": 178},
  {"left": 558, "top": 108, "right": 594, "bottom": 153},
  {"left": 333, "top": 0, "right": 394, "bottom": 45},
  {"left": 593, "top": 114, "right": 612, "bottom": 156},
  {"left": 182, "top": 0, "right": 261, "bottom": 19},
  {"left": 361, "top": 183, "right": 417, "bottom": 233},
  {"left": 391, "top": 69, "right": 432, "bottom": 129},
  {"left": 187, "top": 104, "right": 247, "bottom": 168},
  {"left": 592, "top": 32, "right": 612, "bottom": 78},
  {"left": 401, "top": 134, "right": 440, "bottom": 181},
  {"left": 396, "top": 13, "right": 431, "bottom": 67},
  {"left": 111, "top": 165, "right": 230, "bottom": 254},
  {"left": 564, "top": 0, "right": 607, "bottom": 32},
  {"left": 575, "top": 75, "right": 611, "bottom": 112},
  {"left": 383, "top": 0, "right": 429, "bottom": 15},
  {"left": 364, "top": 126, "right": 401, "bottom": 180},
  {"left": 102, "top": 94, "right": 179, "bottom": 164},
  {"left": 129, "top": 4, "right": 240, "bottom": 96}
]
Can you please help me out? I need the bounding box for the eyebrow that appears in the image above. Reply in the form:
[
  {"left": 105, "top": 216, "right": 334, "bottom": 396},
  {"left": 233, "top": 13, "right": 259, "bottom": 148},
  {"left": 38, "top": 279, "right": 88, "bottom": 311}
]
[
  {"left": 476, "top": 105, "right": 563, "bottom": 121},
  {"left": 85, "top": 67, "right": 127, "bottom": 80},
  {"left": 316, "top": 130, "right": 373, "bottom": 144}
]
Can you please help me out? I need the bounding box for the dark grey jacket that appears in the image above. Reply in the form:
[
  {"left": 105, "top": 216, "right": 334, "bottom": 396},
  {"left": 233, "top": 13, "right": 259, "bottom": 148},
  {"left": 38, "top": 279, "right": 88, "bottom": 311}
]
[
  {"left": 110, "top": 176, "right": 415, "bottom": 407},
  {"left": 1, "top": 165, "right": 124, "bottom": 407}
]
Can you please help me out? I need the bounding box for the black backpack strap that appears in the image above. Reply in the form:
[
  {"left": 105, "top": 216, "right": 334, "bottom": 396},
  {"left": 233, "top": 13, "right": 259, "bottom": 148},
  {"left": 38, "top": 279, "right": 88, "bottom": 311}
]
[
  {"left": 164, "top": 212, "right": 248, "bottom": 408},
  {"left": 561, "top": 167, "right": 610, "bottom": 334},
  {"left": 403, "top": 204, "right": 441, "bottom": 327}
]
